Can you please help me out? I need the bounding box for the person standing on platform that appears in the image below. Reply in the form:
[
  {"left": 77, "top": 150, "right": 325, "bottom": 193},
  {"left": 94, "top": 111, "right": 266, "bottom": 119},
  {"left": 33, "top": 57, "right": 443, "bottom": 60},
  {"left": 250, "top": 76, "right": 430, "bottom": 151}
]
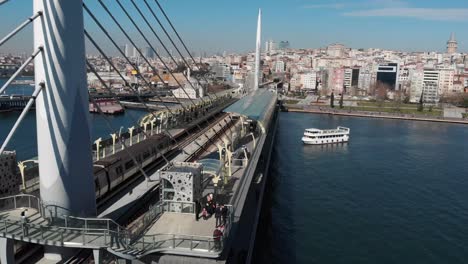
[
  {"left": 21, "top": 210, "right": 29, "bottom": 236},
  {"left": 215, "top": 204, "right": 222, "bottom": 227},
  {"left": 221, "top": 205, "right": 229, "bottom": 226},
  {"left": 213, "top": 228, "right": 223, "bottom": 251}
]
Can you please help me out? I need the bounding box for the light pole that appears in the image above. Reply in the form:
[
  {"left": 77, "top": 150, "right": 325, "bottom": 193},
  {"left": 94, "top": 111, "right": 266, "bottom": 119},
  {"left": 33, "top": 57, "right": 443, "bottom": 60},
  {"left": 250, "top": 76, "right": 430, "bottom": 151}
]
[
  {"left": 150, "top": 119, "right": 156, "bottom": 136},
  {"left": 143, "top": 122, "right": 149, "bottom": 139},
  {"left": 110, "top": 133, "right": 118, "bottom": 154},
  {"left": 128, "top": 126, "right": 135, "bottom": 146},
  {"left": 94, "top": 138, "right": 102, "bottom": 161}
]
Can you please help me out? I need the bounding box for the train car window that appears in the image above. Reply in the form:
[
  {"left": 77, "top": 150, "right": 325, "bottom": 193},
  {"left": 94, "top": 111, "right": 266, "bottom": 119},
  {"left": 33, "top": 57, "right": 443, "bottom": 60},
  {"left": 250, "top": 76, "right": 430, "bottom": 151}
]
[
  {"left": 116, "top": 166, "right": 123, "bottom": 175},
  {"left": 124, "top": 160, "right": 134, "bottom": 170}
]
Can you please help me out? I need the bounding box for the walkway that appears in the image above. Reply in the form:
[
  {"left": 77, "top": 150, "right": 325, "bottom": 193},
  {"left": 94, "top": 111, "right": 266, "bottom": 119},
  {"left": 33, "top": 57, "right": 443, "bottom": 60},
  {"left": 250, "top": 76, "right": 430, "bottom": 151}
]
[{"left": 290, "top": 108, "right": 468, "bottom": 125}]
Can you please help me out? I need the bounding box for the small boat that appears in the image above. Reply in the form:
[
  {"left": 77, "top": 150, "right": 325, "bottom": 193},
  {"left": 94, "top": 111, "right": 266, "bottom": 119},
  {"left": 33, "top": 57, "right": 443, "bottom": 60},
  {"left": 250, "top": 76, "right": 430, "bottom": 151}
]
[{"left": 302, "top": 126, "right": 350, "bottom": 145}]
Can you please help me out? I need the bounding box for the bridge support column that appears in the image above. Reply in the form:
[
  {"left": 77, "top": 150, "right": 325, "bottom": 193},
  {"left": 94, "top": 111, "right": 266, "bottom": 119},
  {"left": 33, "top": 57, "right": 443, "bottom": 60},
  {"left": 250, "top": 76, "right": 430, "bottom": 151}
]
[
  {"left": 93, "top": 249, "right": 102, "bottom": 264},
  {"left": 33, "top": 0, "right": 96, "bottom": 218},
  {"left": 0, "top": 238, "right": 14, "bottom": 264}
]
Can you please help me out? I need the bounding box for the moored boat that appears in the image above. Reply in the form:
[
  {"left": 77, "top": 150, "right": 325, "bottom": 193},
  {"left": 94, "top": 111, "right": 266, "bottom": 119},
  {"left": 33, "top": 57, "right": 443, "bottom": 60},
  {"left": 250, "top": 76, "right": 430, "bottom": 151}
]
[{"left": 301, "top": 126, "right": 350, "bottom": 145}]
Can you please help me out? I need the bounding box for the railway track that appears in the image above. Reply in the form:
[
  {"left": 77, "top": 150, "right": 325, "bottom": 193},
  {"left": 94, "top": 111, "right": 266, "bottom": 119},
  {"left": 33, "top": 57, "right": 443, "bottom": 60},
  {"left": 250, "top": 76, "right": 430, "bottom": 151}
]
[{"left": 96, "top": 112, "right": 229, "bottom": 213}]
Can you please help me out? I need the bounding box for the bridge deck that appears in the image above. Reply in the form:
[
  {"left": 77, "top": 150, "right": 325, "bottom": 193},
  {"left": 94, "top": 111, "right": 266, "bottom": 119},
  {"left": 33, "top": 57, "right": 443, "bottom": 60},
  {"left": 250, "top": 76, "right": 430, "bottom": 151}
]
[
  {"left": 0, "top": 208, "right": 114, "bottom": 249},
  {"left": 147, "top": 212, "right": 216, "bottom": 238}
]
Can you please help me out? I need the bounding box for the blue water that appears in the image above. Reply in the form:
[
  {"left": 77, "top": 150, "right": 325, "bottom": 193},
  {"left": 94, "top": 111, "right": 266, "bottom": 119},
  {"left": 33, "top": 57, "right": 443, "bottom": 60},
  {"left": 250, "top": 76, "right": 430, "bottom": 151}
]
[
  {"left": 0, "top": 109, "right": 148, "bottom": 160},
  {"left": 258, "top": 112, "right": 468, "bottom": 264},
  {"left": 0, "top": 77, "right": 34, "bottom": 95}
]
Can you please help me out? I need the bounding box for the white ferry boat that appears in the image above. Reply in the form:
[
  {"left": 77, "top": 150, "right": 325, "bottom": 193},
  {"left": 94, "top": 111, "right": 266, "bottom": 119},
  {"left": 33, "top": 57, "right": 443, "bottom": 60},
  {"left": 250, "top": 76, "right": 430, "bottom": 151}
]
[{"left": 301, "top": 127, "right": 350, "bottom": 145}]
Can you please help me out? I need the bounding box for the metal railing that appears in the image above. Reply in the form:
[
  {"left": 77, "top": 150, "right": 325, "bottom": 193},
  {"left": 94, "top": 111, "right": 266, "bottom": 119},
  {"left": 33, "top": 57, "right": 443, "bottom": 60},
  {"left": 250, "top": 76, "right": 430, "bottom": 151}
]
[
  {"left": 0, "top": 194, "right": 130, "bottom": 248},
  {"left": 0, "top": 194, "right": 233, "bottom": 256}
]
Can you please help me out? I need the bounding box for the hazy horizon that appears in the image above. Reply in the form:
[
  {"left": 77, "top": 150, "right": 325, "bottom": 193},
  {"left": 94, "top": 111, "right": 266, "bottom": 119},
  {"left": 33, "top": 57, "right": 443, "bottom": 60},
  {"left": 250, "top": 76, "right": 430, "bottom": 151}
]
[{"left": 1, "top": 0, "right": 467, "bottom": 55}]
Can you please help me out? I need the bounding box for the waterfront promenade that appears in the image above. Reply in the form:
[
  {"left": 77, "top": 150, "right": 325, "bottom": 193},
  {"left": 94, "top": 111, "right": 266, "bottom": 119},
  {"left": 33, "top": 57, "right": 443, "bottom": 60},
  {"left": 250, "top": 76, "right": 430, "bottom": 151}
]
[{"left": 288, "top": 107, "right": 468, "bottom": 125}]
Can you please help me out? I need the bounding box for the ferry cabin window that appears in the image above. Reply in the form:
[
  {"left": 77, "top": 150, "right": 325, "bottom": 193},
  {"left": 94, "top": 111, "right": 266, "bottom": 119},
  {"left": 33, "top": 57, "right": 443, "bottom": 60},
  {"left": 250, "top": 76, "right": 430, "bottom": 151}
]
[{"left": 125, "top": 160, "right": 135, "bottom": 170}]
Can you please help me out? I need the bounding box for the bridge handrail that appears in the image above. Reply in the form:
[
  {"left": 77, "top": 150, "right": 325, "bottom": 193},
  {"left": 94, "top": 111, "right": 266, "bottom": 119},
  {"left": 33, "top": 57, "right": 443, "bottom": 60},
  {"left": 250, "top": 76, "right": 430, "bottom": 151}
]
[
  {"left": 0, "top": 194, "right": 129, "bottom": 237},
  {"left": 130, "top": 204, "right": 234, "bottom": 255},
  {"left": 0, "top": 195, "right": 233, "bottom": 255}
]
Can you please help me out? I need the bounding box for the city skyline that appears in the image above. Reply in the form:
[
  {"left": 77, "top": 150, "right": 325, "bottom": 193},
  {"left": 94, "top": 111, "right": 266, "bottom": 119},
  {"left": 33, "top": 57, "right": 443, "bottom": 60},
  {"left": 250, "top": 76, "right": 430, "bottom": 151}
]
[{"left": 0, "top": 0, "right": 468, "bottom": 55}]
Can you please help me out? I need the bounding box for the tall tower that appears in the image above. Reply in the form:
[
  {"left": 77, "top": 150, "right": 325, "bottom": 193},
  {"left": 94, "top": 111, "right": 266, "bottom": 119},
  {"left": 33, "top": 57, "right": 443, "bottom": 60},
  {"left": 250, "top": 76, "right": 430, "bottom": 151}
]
[
  {"left": 254, "top": 9, "right": 262, "bottom": 91},
  {"left": 34, "top": 0, "right": 96, "bottom": 219},
  {"left": 447, "top": 32, "right": 458, "bottom": 54}
]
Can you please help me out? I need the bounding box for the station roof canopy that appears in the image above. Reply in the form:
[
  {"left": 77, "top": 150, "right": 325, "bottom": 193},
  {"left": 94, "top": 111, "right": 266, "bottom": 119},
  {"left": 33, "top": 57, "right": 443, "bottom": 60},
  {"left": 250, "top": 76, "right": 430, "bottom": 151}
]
[
  {"left": 198, "top": 159, "right": 222, "bottom": 176},
  {"left": 223, "top": 89, "right": 277, "bottom": 127}
]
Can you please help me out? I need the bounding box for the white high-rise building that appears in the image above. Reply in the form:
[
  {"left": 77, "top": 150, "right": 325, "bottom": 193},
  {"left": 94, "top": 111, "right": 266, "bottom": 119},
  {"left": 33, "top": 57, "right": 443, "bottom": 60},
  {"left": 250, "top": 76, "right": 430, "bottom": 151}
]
[
  {"left": 438, "top": 68, "right": 455, "bottom": 95},
  {"left": 265, "top": 40, "right": 277, "bottom": 53},
  {"left": 422, "top": 69, "right": 440, "bottom": 105},
  {"left": 301, "top": 72, "right": 317, "bottom": 89},
  {"left": 327, "top": 44, "right": 345, "bottom": 57},
  {"left": 343, "top": 68, "right": 353, "bottom": 91},
  {"left": 274, "top": 60, "right": 285, "bottom": 73},
  {"left": 133, "top": 46, "right": 138, "bottom": 58},
  {"left": 358, "top": 71, "right": 372, "bottom": 93},
  {"left": 124, "top": 44, "right": 129, "bottom": 57},
  {"left": 410, "top": 68, "right": 424, "bottom": 103}
]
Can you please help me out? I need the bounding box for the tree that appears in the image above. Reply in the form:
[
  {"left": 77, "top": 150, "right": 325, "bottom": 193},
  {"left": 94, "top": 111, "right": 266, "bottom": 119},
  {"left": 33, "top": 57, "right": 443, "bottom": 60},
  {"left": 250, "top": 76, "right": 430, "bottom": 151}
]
[
  {"left": 330, "top": 92, "right": 335, "bottom": 108},
  {"left": 393, "top": 90, "right": 403, "bottom": 112},
  {"left": 339, "top": 93, "right": 344, "bottom": 109},
  {"left": 417, "top": 91, "right": 424, "bottom": 112}
]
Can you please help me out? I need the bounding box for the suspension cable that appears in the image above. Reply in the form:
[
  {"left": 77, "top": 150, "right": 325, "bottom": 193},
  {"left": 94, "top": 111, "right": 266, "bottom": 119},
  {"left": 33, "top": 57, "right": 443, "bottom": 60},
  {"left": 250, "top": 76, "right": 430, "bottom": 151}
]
[
  {"left": 139, "top": 0, "right": 219, "bottom": 100},
  {"left": 85, "top": 2, "right": 191, "bottom": 117},
  {"left": 88, "top": 94, "right": 150, "bottom": 179},
  {"left": 109, "top": 0, "right": 199, "bottom": 110},
  {"left": 111, "top": 0, "right": 229, "bottom": 143},
  {"left": 83, "top": 6, "right": 181, "bottom": 125},
  {"left": 91, "top": 0, "right": 220, "bottom": 145},
  {"left": 0, "top": 83, "right": 44, "bottom": 154},
  {"left": 0, "top": 47, "right": 42, "bottom": 95},
  {"left": 0, "top": 11, "right": 42, "bottom": 47},
  {"left": 86, "top": 60, "right": 170, "bottom": 165},
  {"left": 84, "top": 30, "right": 181, "bottom": 143},
  {"left": 153, "top": 0, "right": 208, "bottom": 78}
]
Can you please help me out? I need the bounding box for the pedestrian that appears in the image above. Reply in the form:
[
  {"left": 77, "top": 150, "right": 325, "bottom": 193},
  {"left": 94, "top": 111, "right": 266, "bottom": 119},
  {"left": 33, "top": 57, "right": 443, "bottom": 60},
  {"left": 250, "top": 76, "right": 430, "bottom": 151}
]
[
  {"left": 21, "top": 211, "right": 29, "bottom": 236},
  {"left": 201, "top": 207, "right": 208, "bottom": 220},
  {"left": 213, "top": 228, "right": 223, "bottom": 251},
  {"left": 221, "top": 205, "right": 229, "bottom": 226},
  {"left": 214, "top": 204, "right": 222, "bottom": 227},
  {"left": 195, "top": 200, "right": 201, "bottom": 221}
]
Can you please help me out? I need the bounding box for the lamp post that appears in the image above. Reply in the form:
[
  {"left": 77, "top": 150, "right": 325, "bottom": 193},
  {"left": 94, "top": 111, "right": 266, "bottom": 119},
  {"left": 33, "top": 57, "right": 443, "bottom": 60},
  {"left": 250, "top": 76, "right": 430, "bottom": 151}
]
[
  {"left": 150, "top": 119, "right": 156, "bottom": 136},
  {"left": 128, "top": 126, "right": 135, "bottom": 146},
  {"left": 17, "top": 161, "right": 27, "bottom": 191},
  {"left": 110, "top": 133, "right": 118, "bottom": 154},
  {"left": 94, "top": 138, "right": 102, "bottom": 161},
  {"left": 143, "top": 122, "right": 149, "bottom": 140}
]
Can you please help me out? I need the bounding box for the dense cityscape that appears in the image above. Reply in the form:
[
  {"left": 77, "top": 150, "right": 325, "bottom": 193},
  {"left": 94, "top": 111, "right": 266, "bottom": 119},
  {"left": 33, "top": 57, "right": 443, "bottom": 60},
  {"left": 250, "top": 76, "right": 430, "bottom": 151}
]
[
  {"left": 3, "top": 33, "right": 468, "bottom": 117},
  {"left": 1, "top": 1, "right": 468, "bottom": 263}
]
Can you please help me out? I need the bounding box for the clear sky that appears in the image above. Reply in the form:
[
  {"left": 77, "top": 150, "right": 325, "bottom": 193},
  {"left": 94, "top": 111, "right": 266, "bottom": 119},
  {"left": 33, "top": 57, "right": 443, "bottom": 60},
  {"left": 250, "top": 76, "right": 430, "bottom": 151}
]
[{"left": 1, "top": 0, "right": 468, "bottom": 55}]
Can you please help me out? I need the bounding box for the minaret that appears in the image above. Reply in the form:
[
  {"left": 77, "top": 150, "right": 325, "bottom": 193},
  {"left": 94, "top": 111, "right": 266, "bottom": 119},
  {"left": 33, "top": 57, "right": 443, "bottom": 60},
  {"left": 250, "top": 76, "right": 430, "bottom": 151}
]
[
  {"left": 447, "top": 32, "right": 458, "bottom": 54},
  {"left": 254, "top": 9, "right": 262, "bottom": 91}
]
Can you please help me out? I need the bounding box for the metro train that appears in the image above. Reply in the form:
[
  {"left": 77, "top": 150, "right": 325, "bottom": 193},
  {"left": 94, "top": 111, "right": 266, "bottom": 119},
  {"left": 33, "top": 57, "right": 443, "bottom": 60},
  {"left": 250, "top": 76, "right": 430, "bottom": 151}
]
[{"left": 93, "top": 133, "right": 173, "bottom": 199}]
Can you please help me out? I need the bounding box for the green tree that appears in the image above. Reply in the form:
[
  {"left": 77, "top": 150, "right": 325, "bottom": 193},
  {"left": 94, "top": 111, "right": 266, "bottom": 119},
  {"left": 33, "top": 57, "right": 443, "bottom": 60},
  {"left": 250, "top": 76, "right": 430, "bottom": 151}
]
[
  {"left": 339, "top": 93, "right": 344, "bottom": 109},
  {"left": 330, "top": 92, "right": 335, "bottom": 108},
  {"left": 417, "top": 91, "right": 424, "bottom": 112}
]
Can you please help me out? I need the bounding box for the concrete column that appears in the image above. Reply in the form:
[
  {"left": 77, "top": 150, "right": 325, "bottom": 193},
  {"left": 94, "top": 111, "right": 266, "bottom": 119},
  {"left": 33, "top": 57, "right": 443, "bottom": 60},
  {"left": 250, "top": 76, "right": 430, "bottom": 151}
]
[
  {"left": 0, "top": 238, "right": 14, "bottom": 264},
  {"left": 93, "top": 249, "right": 102, "bottom": 264},
  {"left": 34, "top": 0, "right": 96, "bottom": 218}
]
